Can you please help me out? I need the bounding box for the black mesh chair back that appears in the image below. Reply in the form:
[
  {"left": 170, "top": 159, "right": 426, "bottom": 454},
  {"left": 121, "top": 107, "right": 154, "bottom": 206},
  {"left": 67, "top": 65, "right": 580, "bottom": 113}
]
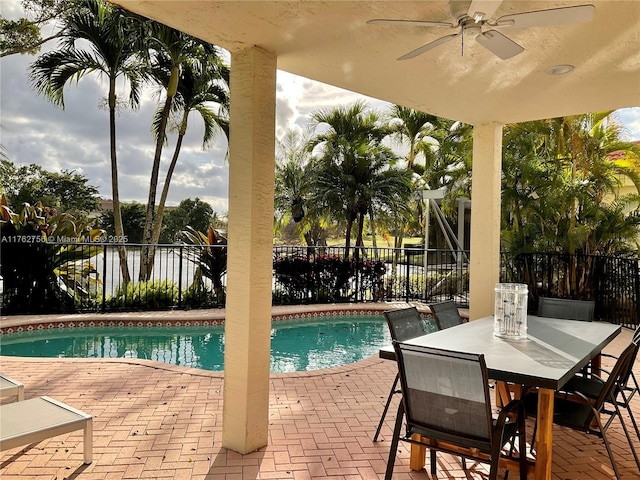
[
  {"left": 550, "top": 327, "right": 640, "bottom": 450},
  {"left": 386, "top": 342, "right": 527, "bottom": 480},
  {"left": 537, "top": 297, "right": 595, "bottom": 321},
  {"left": 374, "top": 307, "right": 430, "bottom": 442},
  {"left": 615, "top": 335, "right": 640, "bottom": 444},
  {"left": 383, "top": 307, "right": 428, "bottom": 342},
  {"left": 398, "top": 343, "right": 493, "bottom": 446},
  {"left": 626, "top": 324, "right": 640, "bottom": 394},
  {"left": 429, "top": 300, "right": 463, "bottom": 330},
  {"left": 620, "top": 336, "right": 640, "bottom": 394},
  {"left": 590, "top": 342, "right": 636, "bottom": 417}
]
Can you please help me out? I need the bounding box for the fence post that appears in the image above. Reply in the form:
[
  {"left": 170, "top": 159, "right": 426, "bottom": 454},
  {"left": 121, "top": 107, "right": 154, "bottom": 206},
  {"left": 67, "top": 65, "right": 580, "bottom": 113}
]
[
  {"left": 355, "top": 255, "right": 360, "bottom": 303},
  {"left": 423, "top": 247, "right": 428, "bottom": 303},
  {"left": 306, "top": 246, "right": 311, "bottom": 305},
  {"left": 405, "top": 250, "right": 410, "bottom": 303},
  {"left": 101, "top": 243, "right": 107, "bottom": 313},
  {"left": 177, "top": 245, "right": 183, "bottom": 308}
]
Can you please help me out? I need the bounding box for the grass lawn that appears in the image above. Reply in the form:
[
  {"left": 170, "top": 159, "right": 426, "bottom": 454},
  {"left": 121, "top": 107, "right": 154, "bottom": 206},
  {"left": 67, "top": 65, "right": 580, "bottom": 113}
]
[{"left": 325, "top": 235, "right": 424, "bottom": 248}]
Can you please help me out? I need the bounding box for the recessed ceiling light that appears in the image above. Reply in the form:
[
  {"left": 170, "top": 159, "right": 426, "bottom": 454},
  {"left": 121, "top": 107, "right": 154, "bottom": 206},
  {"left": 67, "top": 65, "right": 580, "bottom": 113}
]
[{"left": 546, "top": 64, "right": 574, "bottom": 75}]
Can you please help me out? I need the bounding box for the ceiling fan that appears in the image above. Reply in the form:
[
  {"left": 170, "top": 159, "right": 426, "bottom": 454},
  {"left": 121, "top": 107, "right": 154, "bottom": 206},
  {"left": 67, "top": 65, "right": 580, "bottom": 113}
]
[{"left": 367, "top": 0, "right": 595, "bottom": 60}]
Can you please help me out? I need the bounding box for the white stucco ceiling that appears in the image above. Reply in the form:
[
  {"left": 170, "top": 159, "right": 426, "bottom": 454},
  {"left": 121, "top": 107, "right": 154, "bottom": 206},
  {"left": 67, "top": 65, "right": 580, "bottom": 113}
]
[{"left": 111, "top": 1, "right": 639, "bottom": 125}]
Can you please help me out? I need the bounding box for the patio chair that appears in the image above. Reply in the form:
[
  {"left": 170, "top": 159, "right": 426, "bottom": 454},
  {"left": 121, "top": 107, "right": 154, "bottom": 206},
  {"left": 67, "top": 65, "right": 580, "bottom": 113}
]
[
  {"left": 537, "top": 297, "right": 595, "bottom": 321},
  {"left": 524, "top": 341, "right": 640, "bottom": 480},
  {"left": 0, "top": 373, "right": 24, "bottom": 403},
  {"left": 385, "top": 343, "right": 527, "bottom": 480},
  {"left": 0, "top": 396, "right": 93, "bottom": 464},
  {"left": 429, "top": 300, "right": 464, "bottom": 330},
  {"left": 558, "top": 324, "right": 640, "bottom": 443},
  {"left": 373, "top": 307, "right": 430, "bottom": 442},
  {"left": 538, "top": 297, "right": 596, "bottom": 376}
]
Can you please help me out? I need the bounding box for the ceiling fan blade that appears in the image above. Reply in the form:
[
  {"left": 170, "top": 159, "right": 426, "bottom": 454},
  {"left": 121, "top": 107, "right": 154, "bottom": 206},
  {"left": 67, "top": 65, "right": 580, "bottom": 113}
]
[
  {"left": 398, "top": 33, "right": 460, "bottom": 60},
  {"left": 467, "top": 0, "right": 504, "bottom": 21},
  {"left": 476, "top": 30, "right": 524, "bottom": 60},
  {"left": 494, "top": 4, "right": 595, "bottom": 28},
  {"left": 367, "top": 19, "right": 454, "bottom": 28}
]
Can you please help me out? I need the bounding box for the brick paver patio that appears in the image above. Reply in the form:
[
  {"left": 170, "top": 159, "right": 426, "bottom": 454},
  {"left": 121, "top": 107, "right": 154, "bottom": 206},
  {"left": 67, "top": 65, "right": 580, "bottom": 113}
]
[{"left": 1, "top": 308, "right": 639, "bottom": 479}]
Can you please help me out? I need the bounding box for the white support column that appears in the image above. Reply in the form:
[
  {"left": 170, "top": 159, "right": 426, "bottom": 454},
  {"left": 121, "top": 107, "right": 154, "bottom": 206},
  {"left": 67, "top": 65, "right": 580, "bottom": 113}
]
[
  {"left": 222, "top": 46, "right": 276, "bottom": 454},
  {"left": 469, "top": 123, "right": 503, "bottom": 320}
]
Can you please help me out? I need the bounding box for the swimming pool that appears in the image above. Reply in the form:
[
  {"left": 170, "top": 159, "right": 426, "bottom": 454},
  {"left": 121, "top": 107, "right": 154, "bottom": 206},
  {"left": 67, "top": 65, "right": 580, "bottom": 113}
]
[{"left": 0, "top": 315, "right": 438, "bottom": 372}]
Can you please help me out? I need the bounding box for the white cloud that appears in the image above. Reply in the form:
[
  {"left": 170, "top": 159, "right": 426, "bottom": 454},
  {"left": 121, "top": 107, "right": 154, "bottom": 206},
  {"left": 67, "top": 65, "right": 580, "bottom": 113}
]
[{"left": 613, "top": 108, "right": 640, "bottom": 142}]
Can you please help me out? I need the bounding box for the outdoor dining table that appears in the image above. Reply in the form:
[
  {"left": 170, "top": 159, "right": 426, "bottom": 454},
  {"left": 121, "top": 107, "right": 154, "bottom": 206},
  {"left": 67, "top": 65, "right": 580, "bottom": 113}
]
[{"left": 379, "top": 315, "right": 621, "bottom": 480}]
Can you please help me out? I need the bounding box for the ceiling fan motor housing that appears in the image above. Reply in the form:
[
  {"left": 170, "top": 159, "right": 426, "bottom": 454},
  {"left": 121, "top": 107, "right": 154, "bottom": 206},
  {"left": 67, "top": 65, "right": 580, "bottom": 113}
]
[{"left": 460, "top": 17, "right": 483, "bottom": 36}]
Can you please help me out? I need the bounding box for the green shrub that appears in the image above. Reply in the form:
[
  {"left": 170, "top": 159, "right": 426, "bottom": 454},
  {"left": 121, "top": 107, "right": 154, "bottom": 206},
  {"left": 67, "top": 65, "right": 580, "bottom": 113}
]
[
  {"left": 273, "top": 253, "right": 387, "bottom": 304},
  {"left": 182, "top": 283, "right": 222, "bottom": 308},
  {"left": 0, "top": 197, "right": 104, "bottom": 314},
  {"left": 179, "top": 227, "right": 227, "bottom": 301},
  {"left": 106, "top": 280, "right": 179, "bottom": 310}
]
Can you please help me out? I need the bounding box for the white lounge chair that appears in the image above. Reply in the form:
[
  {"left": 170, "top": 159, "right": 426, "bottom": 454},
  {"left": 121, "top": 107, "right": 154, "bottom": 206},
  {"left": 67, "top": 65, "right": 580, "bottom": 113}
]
[
  {"left": 0, "top": 373, "right": 24, "bottom": 402},
  {"left": 0, "top": 396, "right": 92, "bottom": 464}
]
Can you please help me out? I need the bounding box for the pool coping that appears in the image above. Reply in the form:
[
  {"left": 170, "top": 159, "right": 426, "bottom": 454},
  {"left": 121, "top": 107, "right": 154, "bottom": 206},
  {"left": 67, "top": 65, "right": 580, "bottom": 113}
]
[
  {"left": 0, "top": 301, "right": 438, "bottom": 334},
  {"left": 0, "top": 302, "right": 451, "bottom": 377}
]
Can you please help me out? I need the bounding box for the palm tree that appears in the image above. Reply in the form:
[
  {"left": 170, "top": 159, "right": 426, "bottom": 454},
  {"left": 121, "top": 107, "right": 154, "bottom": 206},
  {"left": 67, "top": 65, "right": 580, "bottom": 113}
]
[
  {"left": 274, "top": 129, "right": 328, "bottom": 247},
  {"left": 309, "top": 102, "right": 412, "bottom": 258},
  {"left": 386, "top": 105, "right": 439, "bottom": 265},
  {"left": 421, "top": 119, "right": 474, "bottom": 210},
  {"left": 29, "top": 0, "right": 146, "bottom": 284},
  {"left": 502, "top": 113, "right": 640, "bottom": 256},
  {"left": 387, "top": 105, "right": 438, "bottom": 171},
  {"left": 147, "top": 51, "right": 229, "bottom": 255},
  {"left": 138, "top": 22, "right": 221, "bottom": 281},
  {"left": 403, "top": 118, "right": 473, "bottom": 256}
]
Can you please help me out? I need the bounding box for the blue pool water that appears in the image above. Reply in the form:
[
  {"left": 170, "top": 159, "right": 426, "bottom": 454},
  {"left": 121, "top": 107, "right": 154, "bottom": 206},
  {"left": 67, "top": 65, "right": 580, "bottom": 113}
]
[{"left": 0, "top": 315, "right": 437, "bottom": 372}]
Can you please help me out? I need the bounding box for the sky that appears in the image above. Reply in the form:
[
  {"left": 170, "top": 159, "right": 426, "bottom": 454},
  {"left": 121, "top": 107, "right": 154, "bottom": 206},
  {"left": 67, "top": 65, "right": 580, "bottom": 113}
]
[{"left": 1, "top": 1, "right": 639, "bottom": 215}]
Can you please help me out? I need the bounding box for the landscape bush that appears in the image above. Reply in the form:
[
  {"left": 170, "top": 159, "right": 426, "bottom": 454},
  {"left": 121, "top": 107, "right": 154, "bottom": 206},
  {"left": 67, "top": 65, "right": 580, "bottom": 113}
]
[
  {"left": 273, "top": 253, "right": 386, "bottom": 304},
  {"left": 105, "top": 280, "right": 179, "bottom": 310}
]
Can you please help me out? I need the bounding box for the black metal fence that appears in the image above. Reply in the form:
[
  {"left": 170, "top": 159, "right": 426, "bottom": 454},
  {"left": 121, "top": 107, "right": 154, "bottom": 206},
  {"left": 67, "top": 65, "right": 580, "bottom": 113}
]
[
  {"left": 0, "top": 242, "right": 216, "bottom": 314},
  {"left": 271, "top": 245, "right": 468, "bottom": 306},
  {"left": 0, "top": 242, "right": 468, "bottom": 314},
  {"left": 1, "top": 242, "right": 638, "bottom": 328},
  {"left": 501, "top": 252, "right": 639, "bottom": 328}
]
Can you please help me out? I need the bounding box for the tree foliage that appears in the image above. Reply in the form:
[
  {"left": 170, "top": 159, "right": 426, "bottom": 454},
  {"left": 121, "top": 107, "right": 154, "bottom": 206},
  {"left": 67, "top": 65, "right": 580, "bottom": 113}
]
[
  {"left": 274, "top": 129, "right": 328, "bottom": 247},
  {"left": 96, "top": 202, "right": 146, "bottom": 243},
  {"left": 501, "top": 113, "right": 640, "bottom": 256},
  {"left": 0, "top": 159, "right": 100, "bottom": 216},
  {"left": 144, "top": 47, "right": 229, "bottom": 274},
  {"left": 29, "top": 0, "right": 148, "bottom": 284},
  {"left": 137, "top": 21, "right": 228, "bottom": 280},
  {"left": 179, "top": 225, "right": 227, "bottom": 303},
  {"left": 0, "top": 195, "right": 104, "bottom": 313},
  {"left": 308, "top": 101, "right": 412, "bottom": 257},
  {"left": 0, "top": 0, "right": 73, "bottom": 57},
  {"left": 160, "top": 198, "right": 215, "bottom": 244}
]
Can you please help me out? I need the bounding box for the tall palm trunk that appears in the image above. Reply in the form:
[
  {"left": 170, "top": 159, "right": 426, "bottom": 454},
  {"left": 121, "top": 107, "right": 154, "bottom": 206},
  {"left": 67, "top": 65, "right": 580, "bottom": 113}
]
[
  {"left": 149, "top": 113, "right": 187, "bottom": 249},
  {"left": 344, "top": 217, "right": 353, "bottom": 260},
  {"left": 355, "top": 210, "right": 366, "bottom": 261},
  {"left": 140, "top": 64, "right": 179, "bottom": 280},
  {"left": 109, "top": 76, "right": 130, "bottom": 284},
  {"left": 368, "top": 206, "right": 379, "bottom": 261},
  {"left": 392, "top": 139, "right": 415, "bottom": 278}
]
